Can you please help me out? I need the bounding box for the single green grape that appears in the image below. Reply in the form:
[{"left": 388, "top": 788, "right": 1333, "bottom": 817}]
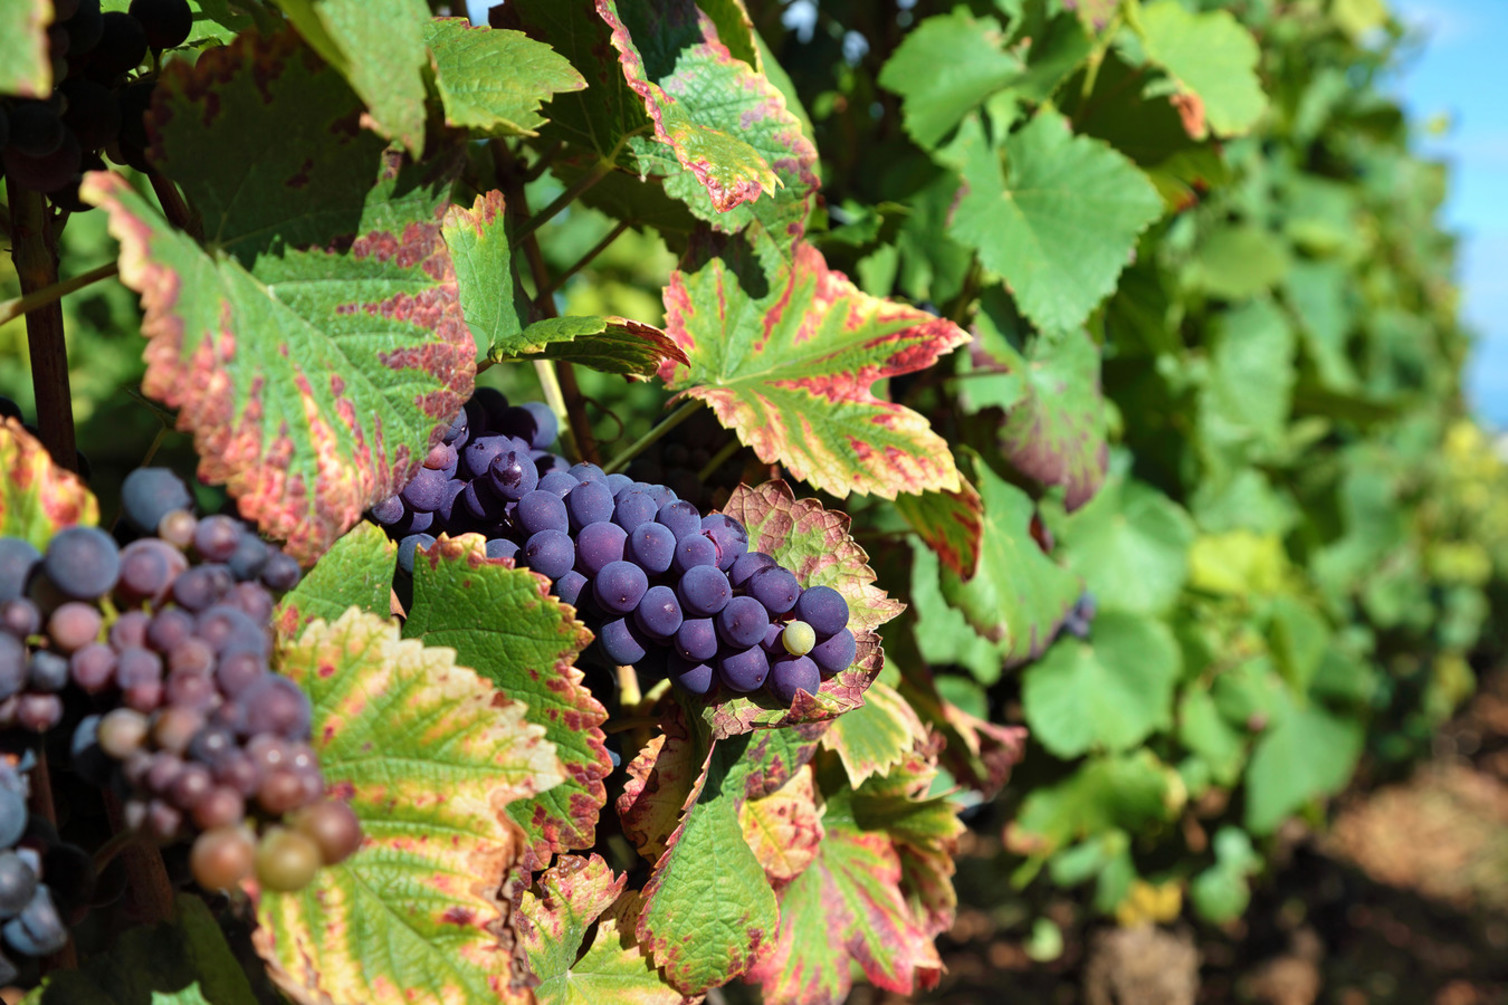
[{"left": 782, "top": 619, "right": 816, "bottom": 656}]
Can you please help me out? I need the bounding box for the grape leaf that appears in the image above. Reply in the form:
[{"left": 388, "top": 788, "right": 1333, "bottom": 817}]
[
  {"left": 444, "top": 190, "right": 527, "bottom": 352},
  {"left": 907, "top": 542, "right": 1011, "bottom": 685},
  {"left": 739, "top": 763, "right": 824, "bottom": 884},
  {"left": 82, "top": 30, "right": 474, "bottom": 563},
  {"left": 488, "top": 315, "right": 691, "bottom": 380},
  {"left": 892, "top": 475, "right": 985, "bottom": 580},
  {"left": 268, "top": 0, "right": 429, "bottom": 154},
  {"left": 939, "top": 458, "right": 1081, "bottom": 663},
  {"left": 895, "top": 664, "right": 1028, "bottom": 799},
  {"left": 1021, "top": 611, "right": 1181, "bottom": 758},
  {"left": 969, "top": 327, "right": 1109, "bottom": 512},
  {"left": 948, "top": 111, "right": 1163, "bottom": 333},
  {"left": 821, "top": 680, "right": 930, "bottom": 787},
  {"left": 1134, "top": 0, "right": 1266, "bottom": 138},
  {"left": 660, "top": 230, "right": 969, "bottom": 500},
  {"left": 0, "top": 419, "right": 99, "bottom": 547},
  {"left": 705, "top": 480, "right": 905, "bottom": 738},
  {"left": 598, "top": 0, "right": 819, "bottom": 240},
  {"left": 877, "top": 9, "right": 1022, "bottom": 150},
  {"left": 1006, "top": 751, "right": 1177, "bottom": 860},
  {"left": 1064, "top": 0, "right": 1120, "bottom": 31},
  {"left": 517, "top": 856, "right": 680, "bottom": 1005},
  {"left": 402, "top": 534, "right": 608, "bottom": 872},
  {"left": 617, "top": 701, "right": 700, "bottom": 862},
  {"left": 0, "top": 0, "right": 49, "bottom": 98},
  {"left": 1049, "top": 474, "right": 1194, "bottom": 616},
  {"left": 698, "top": 0, "right": 761, "bottom": 68},
  {"left": 257, "top": 609, "right": 564, "bottom": 1005},
  {"left": 273, "top": 521, "right": 397, "bottom": 638},
  {"left": 423, "top": 18, "right": 587, "bottom": 137},
  {"left": 24, "top": 896, "right": 255, "bottom": 1005},
  {"left": 1244, "top": 698, "right": 1363, "bottom": 834}
]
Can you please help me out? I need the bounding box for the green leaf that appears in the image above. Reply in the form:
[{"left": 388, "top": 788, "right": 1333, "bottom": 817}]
[
  {"left": 489, "top": 315, "right": 690, "bottom": 380},
  {"left": 519, "top": 856, "right": 681, "bottom": 1005},
  {"left": 424, "top": 18, "right": 587, "bottom": 137},
  {"left": 1199, "top": 299, "right": 1296, "bottom": 454},
  {"left": 1186, "top": 225, "right": 1290, "bottom": 300},
  {"left": 0, "top": 0, "right": 50, "bottom": 98},
  {"left": 949, "top": 110, "right": 1163, "bottom": 332},
  {"left": 1267, "top": 596, "right": 1330, "bottom": 694},
  {"left": 443, "top": 189, "right": 527, "bottom": 351},
  {"left": 24, "top": 896, "right": 256, "bottom": 1005},
  {"left": 1244, "top": 701, "right": 1362, "bottom": 834},
  {"left": 1051, "top": 473, "right": 1194, "bottom": 616},
  {"left": 1022, "top": 611, "right": 1180, "bottom": 758},
  {"left": 273, "top": 521, "right": 396, "bottom": 637},
  {"left": 709, "top": 480, "right": 904, "bottom": 737},
  {"left": 661, "top": 230, "right": 969, "bottom": 500},
  {"left": 269, "top": 0, "right": 429, "bottom": 154},
  {"left": 257, "top": 609, "right": 564, "bottom": 1005},
  {"left": 1007, "top": 752, "right": 1176, "bottom": 858},
  {"left": 892, "top": 475, "right": 985, "bottom": 579},
  {"left": 822, "top": 680, "right": 930, "bottom": 787},
  {"left": 403, "top": 535, "right": 607, "bottom": 871},
  {"left": 878, "top": 9, "right": 1022, "bottom": 150},
  {"left": 0, "top": 420, "right": 99, "bottom": 548},
  {"left": 1177, "top": 685, "right": 1246, "bottom": 786},
  {"left": 939, "top": 458, "right": 1081, "bottom": 663},
  {"left": 1190, "top": 826, "right": 1260, "bottom": 922},
  {"left": 908, "top": 542, "right": 1010, "bottom": 685},
  {"left": 82, "top": 31, "right": 474, "bottom": 563},
  {"left": 1135, "top": 0, "right": 1266, "bottom": 137}
]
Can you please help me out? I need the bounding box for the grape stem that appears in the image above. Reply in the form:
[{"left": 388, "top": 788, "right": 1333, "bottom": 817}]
[
  {"left": 0, "top": 260, "right": 120, "bottom": 329},
  {"left": 5, "top": 179, "right": 79, "bottom": 471},
  {"left": 103, "top": 791, "right": 177, "bottom": 925},
  {"left": 602, "top": 399, "right": 702, "bottom": 475},
  {"left": 509, "top": 157, "right": 615, "bottom": 249},
  {"left": 697, "top": 437, "right": 742, "bottom": 483},
  {"left": 536, "top": 219, "right": 630, "bottom": 301},
  {"left": 29, "top": 755, "right": 78, "bottom": 971}
]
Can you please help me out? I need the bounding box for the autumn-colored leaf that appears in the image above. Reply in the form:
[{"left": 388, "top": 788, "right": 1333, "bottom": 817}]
[
  {"left": 402, "top": 534, "right": 609, "bottom": 871},
  {"left": 821, "top": 680, "right": 931, "bottom": 787},
  {"left": 489, "top": 315, "right": 690, "bottom": 380},
  {"left": 617, "top": 700, "right": 701, "bottom": 862},
  {"left": 896, "top": 664, "right": 1028, "bottom": 799},
  {"left": 893, "top": 475, "right": 985, "bottom": 579},
  {"left": 739, "top": 763, "right": 825, "bottom": 885},
  {"left": 82, "top": 30, "right": 474, "bottom": 563},
  {"left": 0, "top": 0, "right": 50, "bottom": 98},
  {"left": 256, "top": 609, "right": 563, "bottom": 1005},
  {"left": 660, "top": 231, "right": 968, "bottom": 500},
  {"left": 0, "top": 420, "right": 99, "bottom": 547}
]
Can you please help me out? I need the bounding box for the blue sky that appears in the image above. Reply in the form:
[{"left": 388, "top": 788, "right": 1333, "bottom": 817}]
[{"left": 1391, "top": 0, "right": 1508, "bottom": 429}]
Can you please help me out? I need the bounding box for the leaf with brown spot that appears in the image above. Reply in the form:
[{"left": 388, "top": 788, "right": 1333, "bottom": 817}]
[
  {"left": 821, "top": 681, "right": 931, "bottom": 788},
  {"left": 81, "top": 29, "right": 474, "bottom": 563},
  {"left": 896, "top": 663, "right": 1028, "bottom": 800},
  {"left": 893, "top": 474, "right": 985, "bottom": 580},
  {"left": 402, "top": 534, "right": 609, "bottom": 872},
  {"left": 255, "top": 609, "right": 564, "bottom": 1005},
  {"left": 616, "top": 701, "right": 700, "bottom": 862},
  {"left": 738, "top": 764, "right": 824, "bottom": 886},
  {"left": 273, "top": 521, "right": 396, "bottom": 640},
  {"left": 0, "top": 420, "right": 99, "bottom": 547}
]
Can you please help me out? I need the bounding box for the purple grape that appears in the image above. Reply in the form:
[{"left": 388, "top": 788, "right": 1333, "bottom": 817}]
[
  {"left": 116, "top": 538, "right": 179, "bottom": 604},
  {"left": 633, "top": 585, "right": 682, "bottom": 639},
  {"left": 537, "top": 470, "right": 577, "bottom": 498},
  {"left": 241, "top": 676, "right": 312, "bottom": 741},
  {"left": 599, "top": 617, "right": 647, "bottom": 665},
  {"left": 554, "top": 570, "right": 588, "bottom": 607},
  {"left": 196, "top": 605, "right": 267, "bottom": 655},
  {"left": 43, "top": 526, "right": 121, "bottom": 600},
  {"left": 566, "top": 481, "right": 614, "bottom": 530},
  {"left": 568, "top": 463, "right": 606, "bottom": 484},
  {"left": 389, "top": 508, "right": 434, "bottom": 536},
  {"left": 146, "top": 608, "right": 195, "bottom": 653},
  {"left": 215, "top": 649, "right": 265, "bottom": 697},
  {"left": 717, "top": 646, "right": 769, "bottom": 693},
  {"left": 441, "top": 409, "right": 469, "bottom": 445},
  {"left": 0, "top": 540, "right": 41, "bottom": 603},
  {"left": 260, "top": 551, "right": 302, "bottom": 591},
  {"left": 0, "top": 638, "right": 25, "bottom": 701},
  {"left": 575, "top": 522, "right": 627, "bottom": 576},
  {"left": 520, "top": 402, "right": 558, "bottom": 449},
  {"left": 594, "top": 561, "right": 648, "bottom": 615},
  {"left": 627, "top": 522, "right": 675, "bottom": 574},
  {"left": 809, "top": 628, "right": 856, "bottom": 676},
  {"left": 0, "top": 600, "right": 39, "bottom": 639},
  {"left": 716, "top": 596, "right": 769, "bottom": 648},
  {"left": 730, "top": 551, "right": 776, "bottom": 588},
  {"left": 613, "top": 491, "right": 658, "bottom": 532},
  {"left": 675, "top": 618, "right": 719, "bottom": 662},
  {"left": 747, "top": 567, "right": 800, "bottom": 615},
  {"left": 436, "top": 478, "right": 469, "bottom": 526},
  {"left": 485, "top": 538, "right": 519, "bottom": 562},
  {"left": 795, "top": 585, "right": 848, "bottom": 636},
  {"left": 460, "top": 434, "right": 508, "bottom": 479},
  {"left": 769, "top": 655, "right": 820, "bottom": 703},
  {"left": 400, "top": 467, "right": 449, "bottom": 513},
  {"left": 606, "top": 473, "right": 634, "bottom": 495},
  {"left": 227, "top": 533, "right": 270, "bottom": 581},
  {"left": 488, "top": 448, "right": 538, "bottom": 500},
  {"left": 523, "top": 530, "right": 575, "bottom": 580},
  {"left": 668, "top": 654, "right": 715, "bottom": 695},
  {"left": 396, "top": 533, "right": 436, "bottom": 576},
  {"left": 423, "top": 441, "right": 458, "bottom": 474},
  {"left": 700, "top": 514, "right": 748, "bottom": 570},
  {"left": 677, "top": 564, "right": 730, "bottom": 616},
  {"left": 672, "top": 534, "right": 719, "bottom": 573},
  {"left": 515, "top": 490, "right": 569, "bottom": 536},
  {"left": 193, "top": 515, "right": 243, "bottom": 562},
  {"left": 460, "top": 480, "right": 499, "bottom": 522},
  {"left": 3, "top": 886, "right": 67, "bottom": 956},
  {"left": 27, "top": 651, "right": 69, "bottom": 693},
  {"left": 0, "top": 854, "right": 37, "bottom": 919},
  {"left": 656, "top": 500, "right": 701, "bottom": 541}
]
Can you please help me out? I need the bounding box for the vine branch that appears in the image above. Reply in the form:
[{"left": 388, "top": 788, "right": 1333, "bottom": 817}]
[
  {"left": 0, "top": 260, "right": 119, "bottom": 329},
  {"left": 603, "top": 399, "right": 701, "bottom": 474}
]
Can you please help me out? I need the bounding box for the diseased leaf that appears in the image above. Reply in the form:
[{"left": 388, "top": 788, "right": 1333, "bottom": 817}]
[
  {"left": 489, "top": 315, "right": 690, "bottom": 380},
  {"left": 82, "top": 31, "right": 473, "bottom": 563},
  {"left": 518, "top": 855, "right": 681, "bottom": 1005},
  {"left": 660, "top": 231, "right": 969, "bottom": 500},
  {"left": 878, "top": 9, "right": 1022, "bottom": 150},
  {"left": 739, "top": 763, "right": 825, "bottom": 884},
  {"left": 0, "top": 0, "right": 50, "bottom": 98},
  {"left": 948, "top": 111, "right": 1163, "bottom": 333},
  {"left": 896, "top": 665, "right": 1028, "bottom": 799},
  {"left": 893, "top": 475, "right": 985, "bottom": 580},
  {"left": 1134, "top": 0, "right": 1266, "bottom": 137},
  {"left": 821, "top": 681, "right": 930, "bottom": 787},
  {"left": 24, "top": 896, "right": 256, "bottom": 1005},
  {"left": 940, "top": 458, "right": 1081, "bottom": 663},
  {"left": 403, "top": 535, "right": 608, "bottom": 872},
  {"left": 444, "top": 190, "right": 527, "bottom": 353},
  {"left": 273, "top": 521, "right": 397, "bottom": 638},
  {"left": 617, "top": 703, "right": 701, "bottom": 862},
  {"left": 706, "top": 481, "right": 904, "bottom": 738},
  {"left": 424, "top": 18, "right": 587, "bottom": 137},
  {"left": 257, "top": 609, "right": 564, "bottom": 1005},
  {"left": 1022, "top": 611, "right": 1181, "bottom": 758},
  {"left": 269, "top": 0, "right": 429, "bottom": 154},
  {"left": 0, "top": 419, "right": 99, "bottom": 547}
]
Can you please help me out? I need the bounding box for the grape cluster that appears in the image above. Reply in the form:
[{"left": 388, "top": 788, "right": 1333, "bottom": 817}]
[
  {"left": 622, "top": 408, "right": 751, "bottom": 514},
  {"left": 371, "top": 390, "right": 856, "bottom": 705},
  {"left": 0, "top": 0, "right": 191, "bottom": 206},
  {"left": 0, "top": 465, "right": 360, "bottom": 902},
  {"left": 1062, "top": 591, "right": 1096, "bottom": 640},
  {"left": 0, "top": 757, "right": 71, "bottom": 980}
]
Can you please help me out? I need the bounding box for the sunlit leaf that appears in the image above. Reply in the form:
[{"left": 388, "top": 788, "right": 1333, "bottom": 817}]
[
  {"left": 0, "top": 419, "right": 99, "bottom": 547},
  {"left": 424, "top": 18, "right": 587, "bottom": 137},
  {"left": 1134, "top": 0, "right": 1266, "bottom": 137},
  {"left": 0, "top": 0, "right": 50, "bottom": 98},
  {"left": 273, "top": 521, "right": 396, "bottom": 638}
]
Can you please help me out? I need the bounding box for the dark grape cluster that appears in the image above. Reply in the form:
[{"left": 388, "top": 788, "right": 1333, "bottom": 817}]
[
  {"left": 0, "top": 0, "right": 191, "bottom": 207},
  {"left": 370, "top": 390, "right": 855, "bottom": 705},
  {"left": 0, "top": 465, "right": 360, "bottom": 905}
]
